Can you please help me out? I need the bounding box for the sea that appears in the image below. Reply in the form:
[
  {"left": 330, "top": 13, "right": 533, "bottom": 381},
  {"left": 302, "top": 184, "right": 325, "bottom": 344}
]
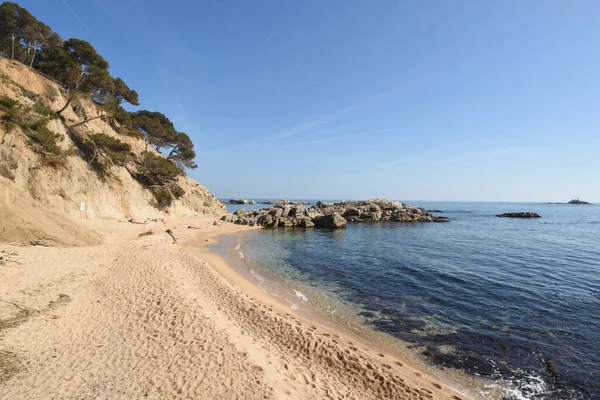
[{"left": 216, "top": 200, "right": 600, "bottom": 399}]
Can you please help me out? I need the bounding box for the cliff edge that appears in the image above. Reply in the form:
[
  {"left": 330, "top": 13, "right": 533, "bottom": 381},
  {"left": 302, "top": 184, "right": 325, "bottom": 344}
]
[{"left": 0, "top": 58, "right": 224, "bottom": 244}]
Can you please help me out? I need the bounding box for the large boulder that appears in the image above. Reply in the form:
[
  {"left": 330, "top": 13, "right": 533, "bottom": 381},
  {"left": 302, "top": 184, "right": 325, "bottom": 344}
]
[
  {"left": 220, "top": 214, "right": 237, "bottom": 223},
  {"left": 233, "top": 208, "right": 246, "bottom": 217},
  {"left": 314, "top": 213, "right": 347, "bottom": 229},
  {"left": 289, "top": 205, "right": 307, "bottom": 217},
  {"left": 342, "top": 208, "right": 360, "bottom": 218},
  {"left": 360, "top": 211, "right": 382, "bottom": 221},
  {"left": 269, "top": 208, "right": 284, "bottom": 218},
  {"left": 364, "top": 203, "right": 381, "bottom": 212},
  {"left": 265, "top": 216, "right": 280, "bottom": 228},
  {"left": 281, "top": 205, "right": 292, "bottom": 218},
  {"left": 297, "top": 218, "right": 315, "bottom": 228},
  {"left": 278, "top": 218, "right": 295, "bottom": 227}
]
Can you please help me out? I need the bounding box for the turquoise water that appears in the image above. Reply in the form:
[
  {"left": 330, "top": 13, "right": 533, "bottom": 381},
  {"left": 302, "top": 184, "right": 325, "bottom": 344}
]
[{"left": 223, "top": 201, "right": 600, "bottom": 399}]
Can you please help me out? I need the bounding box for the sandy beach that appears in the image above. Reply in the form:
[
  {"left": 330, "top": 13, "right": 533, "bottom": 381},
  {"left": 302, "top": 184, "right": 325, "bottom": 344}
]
[{"left": 0, "top": 217, "right": 469, "bottom": 400}]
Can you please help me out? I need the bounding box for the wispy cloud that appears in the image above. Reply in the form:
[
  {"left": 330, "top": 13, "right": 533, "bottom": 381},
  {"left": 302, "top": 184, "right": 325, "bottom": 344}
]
[
  {"left": 266, "top": 30, "right": 277, "bottom": 42},
  {"left": 272, "top": 91, "right": 391, "bottom": 140},
  {"left": 273, "top": 104, "right": 363, "bottom": 140},
  {"left": 60, "top": 0, "right": 99, "bottom": 41},
  {"left": 261, "top": 131, "right": 371, "bottom": 151}
]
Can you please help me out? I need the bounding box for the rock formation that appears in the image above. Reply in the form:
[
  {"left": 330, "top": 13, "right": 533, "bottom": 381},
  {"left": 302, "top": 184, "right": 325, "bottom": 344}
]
[
  {"left": 568, "top": 199, "right": 591, "bottom": 205},
  {"left": 221, "top": 199, "right": 449, "bottom": 229},
  {"left": 260, "top": 200, "right": 312, "bottom": 205},
  {"left": 496, "top": 212, "right": 541, "bottom": 218},
  {"left": 227, "top": 199, "right": 256, "bottom": 204},
  {"left": 0, "top": 58, "right": 225, "bottom": 231}
]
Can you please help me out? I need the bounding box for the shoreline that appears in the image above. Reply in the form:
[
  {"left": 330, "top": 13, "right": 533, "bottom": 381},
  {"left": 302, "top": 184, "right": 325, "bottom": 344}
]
[
  {"left": 203, "top": 229, "right": 506, "bottom": 400},
  {"left": 1, "top": 217, "right": 484, "bottom": 399}
]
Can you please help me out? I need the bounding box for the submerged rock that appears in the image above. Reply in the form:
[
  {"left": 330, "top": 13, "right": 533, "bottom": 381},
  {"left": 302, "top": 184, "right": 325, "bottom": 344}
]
[{"left": 496, "top": 212, "right": 541, "bottom": 218}]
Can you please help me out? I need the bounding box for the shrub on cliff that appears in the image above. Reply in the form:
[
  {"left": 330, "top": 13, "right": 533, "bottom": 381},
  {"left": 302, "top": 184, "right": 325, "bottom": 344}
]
[
  {"left": 24, "top": 119, "right": 66, "bottom": 168},
  {"left": 69, "top": 130, "right": 132, "bottom": 177},
  {"left": 132, "top": 152, "right": 185, "bottom": 208},
  {"left": 33, "top": 103, "right": 59, "bottom": 119},
  {"left": 138, "top": 151, "right": 183, "bottom": 185},
  {"left": 88, "top": 133, "right": 131, "bottom": 165}
]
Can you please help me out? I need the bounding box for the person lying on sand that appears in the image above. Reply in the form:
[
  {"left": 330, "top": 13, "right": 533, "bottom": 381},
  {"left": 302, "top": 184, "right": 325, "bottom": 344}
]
[
  {"left": 187, "top": 226, "right": 201, "bottom": 230},
  {"left": 128, "top": 218, "right": 144, "bottom": 225},
  {"left": 207, "top": 220, "right": 219, "bottom": 226}
]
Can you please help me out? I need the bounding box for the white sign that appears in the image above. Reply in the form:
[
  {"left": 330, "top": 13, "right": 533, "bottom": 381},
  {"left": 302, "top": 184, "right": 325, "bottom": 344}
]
[{"left": 80, "top": 202, "right": 86, "bottom": 211}]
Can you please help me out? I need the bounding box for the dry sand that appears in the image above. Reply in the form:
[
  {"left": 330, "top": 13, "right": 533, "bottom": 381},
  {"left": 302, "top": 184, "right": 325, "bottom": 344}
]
[{"left": 0, "top": 217, "right": 471, "bottom": 400}]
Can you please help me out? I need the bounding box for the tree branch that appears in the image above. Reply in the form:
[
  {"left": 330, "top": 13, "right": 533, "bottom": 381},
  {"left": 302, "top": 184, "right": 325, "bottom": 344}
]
[{"left": 70, "top": 114, "right": 107, "bottom": 128}]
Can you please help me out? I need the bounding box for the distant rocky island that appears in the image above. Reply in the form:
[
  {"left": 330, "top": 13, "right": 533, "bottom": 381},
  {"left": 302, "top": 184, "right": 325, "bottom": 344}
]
[
  {"left": 568, "top": 198, "right": 591, "bottom": 205},
  {"left": 221, "top": 199, "right": 449, "bottom": 229},
  {"left": 260, "top": 200, "right": 312, "bottom": 205},
  {"left": 547, "top": 198, "right": 592, "bottom": 205},
  {"left": 226, "top": 199, "right": 257, "bottom": 204},
  {"left": 496, "top": 212, "right": 541, "bottom": 219}
]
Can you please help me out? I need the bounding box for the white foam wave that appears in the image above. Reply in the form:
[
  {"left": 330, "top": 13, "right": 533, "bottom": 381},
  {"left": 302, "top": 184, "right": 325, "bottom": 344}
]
[
  {"left": 257, "top": 282, "right": 268, "bottom": 293},
  {"left": 294, "top": 290, "right": 309, "bottom": 302},
  {"left": 499, "top": 374, "right": 549, "bottom": 400},
  {"left": 250, "top": 270, "right": 264, "bottom": 282},
  {"left": 235, "top": 243, "right": 244, "bottom": 258},
  {"left": 286, "top": 300, "right": 299, "bottom": 310}
]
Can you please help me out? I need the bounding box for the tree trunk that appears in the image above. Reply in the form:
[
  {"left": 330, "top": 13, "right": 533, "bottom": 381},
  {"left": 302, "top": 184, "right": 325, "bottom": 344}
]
[
  {"left": 75, "top": 70, "right": 84, "bottom": 89},
  {"left": 70, "top": 114, "right": 106, "bottom": 128},
  {"left": 56, "top": 96, "right": 74, "bottom": 115},
  {"left": 11, "top": 32, "right": 14, "bottom": 59},
  {"left": 88, "top": 148, "right": 99, "bottom": 165},
  {"left": 29, "top": 43, "right": 37, "bottom": 67},
  {"left": 24, "top": 42, "right": 31, "bottom": 65},
  {"left": 166, "top": 144, "right": 179, "bottom": 159}
]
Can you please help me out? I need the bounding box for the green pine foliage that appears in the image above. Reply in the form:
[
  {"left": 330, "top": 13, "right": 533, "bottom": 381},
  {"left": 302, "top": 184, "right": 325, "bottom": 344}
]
[{"left": 0, "top": 2, "right": 199, "bottom": 207}]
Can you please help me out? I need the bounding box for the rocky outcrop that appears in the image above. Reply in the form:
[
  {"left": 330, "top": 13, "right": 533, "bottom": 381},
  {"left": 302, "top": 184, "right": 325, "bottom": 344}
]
[
  {"left": 311, "top": 199, "right": 449, "bottom": 223},
  {"left": 496, "top": 212, "right": 541, "bottom": 218},
  {"left": 220, "top": 199, "right": 449, "bottom": 229},
  {"left": 227, "top": 199, "right": 256, "bottom": 204},
  {"left": 568, "top": 199, "right": 591, "bottom": 205},
  {"left": 261, "top": 200, "right": 312, "bottom": 205}
]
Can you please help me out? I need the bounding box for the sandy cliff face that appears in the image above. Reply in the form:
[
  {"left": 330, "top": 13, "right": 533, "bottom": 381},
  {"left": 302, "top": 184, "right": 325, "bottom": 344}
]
[{"left": 0, "top": 58, "right": 224, "bottom": 244}]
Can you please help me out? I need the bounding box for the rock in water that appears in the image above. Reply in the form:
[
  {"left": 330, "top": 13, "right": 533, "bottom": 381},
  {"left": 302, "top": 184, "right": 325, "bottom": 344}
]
[
  {"left": 314, "top": 213, "right": 347, "bottom": 228},
  {"left": 220, "top": 199, "right": 450, "bottom": 228},
  {"left": 496, "top": 212, "right": 541, "bottom": 218},
  {"left": 227, "top": 199, "right": 256, "bottom": 204},
  {"left": 568, "top": 199, "right": 591, "bottom": 205}
]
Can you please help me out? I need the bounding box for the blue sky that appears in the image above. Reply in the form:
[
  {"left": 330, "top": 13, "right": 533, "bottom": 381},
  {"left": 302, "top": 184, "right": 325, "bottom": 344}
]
[{"left": 17, "top": 0, "right": 600, "bottom": 201}]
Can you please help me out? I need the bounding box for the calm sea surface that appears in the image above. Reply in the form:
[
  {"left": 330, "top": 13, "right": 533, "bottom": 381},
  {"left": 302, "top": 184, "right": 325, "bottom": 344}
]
[{"left": 221, "top": 201, "right": 600, "bottom": 399}]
